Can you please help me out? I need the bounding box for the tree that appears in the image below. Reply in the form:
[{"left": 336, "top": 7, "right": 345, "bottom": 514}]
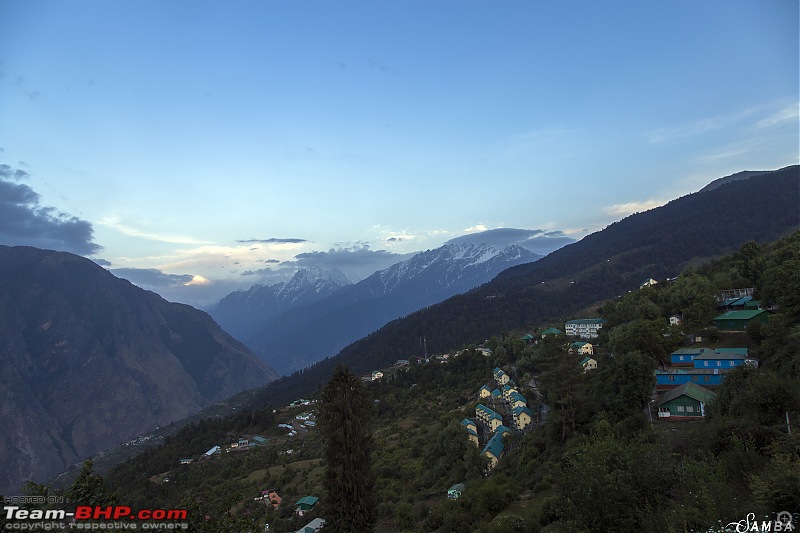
[
  {"left": 318, "top": 365, "right": 375, "bottom": 532},
  {"left": 65, "top": 460, "right": 117, "bottom": 506}
]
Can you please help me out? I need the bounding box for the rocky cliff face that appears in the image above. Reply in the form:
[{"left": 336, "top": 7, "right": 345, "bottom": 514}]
[{"left": 0, "top": 246, "right": 279, "bottom": 494}]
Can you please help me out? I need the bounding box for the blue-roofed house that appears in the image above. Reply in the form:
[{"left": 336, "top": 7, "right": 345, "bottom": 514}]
[
  {"left": 495, "top": 425, "right": 513, "bottom": 437},
  {"left": 482, "top": 432, "right": 505, "bottom": 469},
  {"left": 508, "top": 392, "right": 527, "bottom": 409},
  {"left": 512, "top": 406, "right": 533, "bottom": 430},
  {"left": 476, "top": 404, "right": 504, "bottom": 431},
  {"left": 570, "top": 341, "right": 593, "bottom": 355},
  {"left": 693, "top": 350, "right": 747, "bottom": 370},
  {"left": 462, "top": 418, "right": 479, "bottom": 446},
  {"left": 670, "top": 347, "right": 705, "bottom": 366},
  {"left": 502, "top": 384, "right": 518, "bottom": 401},
  {"left": 655, "top": 369, "right": 725, "bottom": 389},
  {"left": 448, "top": 483, "right": 466, "bottom": 499},
  {"left": 479, "top": 385, "right": 492, "bottom": 399},
  {"left": 580, "top": 356, "right": 597, "bottom": 372},
  {"left": 491, "top": 388, "right": 502, "bottom": 400},
  {"left": 493, "top": 367, "right": 510, "bottom": 385}
]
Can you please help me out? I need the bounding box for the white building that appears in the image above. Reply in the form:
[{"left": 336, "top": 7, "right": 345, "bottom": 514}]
[{"left": 564, "top": 318, "right": 607, "bottom": 339}]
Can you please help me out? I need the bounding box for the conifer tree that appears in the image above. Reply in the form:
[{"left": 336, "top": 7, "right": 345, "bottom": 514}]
[{"left": 318, "top": 364, "right": 375, "bottom": 532}]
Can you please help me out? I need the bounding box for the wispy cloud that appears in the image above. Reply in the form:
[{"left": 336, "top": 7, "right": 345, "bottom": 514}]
[
  {"left": 99, "top": 217, "right": 211, "bottom": 244},
  {"left": 604, "top": 199, "right": 667, "bottom": 217},
  {"left": 236, "top": 237, "right": 309, "bottom": 244},
  {"left": 755, "top": 103, "right": 799, "bottom": 129}
]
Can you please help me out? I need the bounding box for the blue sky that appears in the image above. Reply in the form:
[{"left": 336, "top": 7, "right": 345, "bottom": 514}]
[{"left": 1, "top": 0, "right": 797, "bottom": 305}]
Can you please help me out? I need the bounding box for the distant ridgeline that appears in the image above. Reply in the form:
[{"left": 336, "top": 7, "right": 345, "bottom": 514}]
[{"left": 244, "top": 166, "right": 798, "bottom": 408}]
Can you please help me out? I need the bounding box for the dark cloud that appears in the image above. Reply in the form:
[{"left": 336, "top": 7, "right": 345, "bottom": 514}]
[
  {"left": 93, "top": 258, "right": 112, "bottom": 266},
  {"left": 288, "top": 243, "right": 412, "bottom": 280},
  {"left": 0, "top": 164, "right": 30, "bottom": 180},
  {"left": 111, "top": 268, "right": 193, "bottom": 288},
  {"left": 0, "top": 163, "right": 102, "bottom": 255},
  {"left": 236, "top": 237, "right": 308, "bottom": 244},
  {"left": 263, "top": 259, "right": 280, "bottom": 264}
]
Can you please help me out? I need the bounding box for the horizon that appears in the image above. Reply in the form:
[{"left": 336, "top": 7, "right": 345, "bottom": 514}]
[{"left": 1, "top": 1, "right": 797, "bottom": 306}]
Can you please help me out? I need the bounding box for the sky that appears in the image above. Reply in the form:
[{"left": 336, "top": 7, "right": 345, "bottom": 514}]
[{"left": 0, "top": 0, "right": 797, "bottom": 306}]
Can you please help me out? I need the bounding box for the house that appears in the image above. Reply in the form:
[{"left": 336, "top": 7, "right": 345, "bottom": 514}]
[
  {"left": 712, "top": 310, "right": 770, "bottom": 331},
  {"left": 479, "top": 385, "right": 492, "bottom": 399},
  {"left": 257, "top": 489, "right": 282, "bottom": 509},
  {"left": 513, "top": 406, "right": 533, "bottom": 430},
  {"left": 669, "top": 315, "right": 682, "bottom": 326},
  {"left": 508, "top": 391, "right": 527, "bottom": 409},
  {"left": 461, "top": 418, "right": 477, "bottom": 433},
  {"left": 655, "top": 369, "right": 725, "bottom": 389},
  {"left": 477, "top": 347, "right": 492, "bottom": 357},
  {"left": 179, "top": 458, "right": 193, "bottom": 465},
  {"left": 204, "top": 445, "right": 220, "bottom": 457},
  {"left": 540, "top": 327, "right": 564, "bottom": 338},
  {"left": 481, "top": 432, "right": 505, "bottom": 469},
  {"left": 521, "top": 333, "right": 534, "bottom": 344},
  {"left": 502, "top": 384, "right": 518, "bottom": 401},
  {"left": 657, "top": 383, "right": 716, "bottom": 420},
  {"left": 475, "top": 404, "right": 504, "bottom": 432},
  {"left": 580, "top": 357, "right": 598, "bottom": 372},
  {"left": 448, "top": 483, "right": 466, "bottom": 499},
  {"left": 238, "top": 438, "right": 249, "bottom": 447},
  {"left": 491, "top": 388, "right": 502, "bottom": 400},
  {"left": 493, "top": 367, "right": 510, "bottom": 385},
  {"left": 295, "top": 496, "right": 319, "bottom": 516},
  {"left": 371, "top": 370, "right": 384, "bottom": 380},
  {"left": 462, "top": 419, "right": 479, "bottom": 446},
  {"left": 640, "top": 278, "right": 658, "bottom": 289},
  {"left": 570, "top": 341, "right": 593, "bottom": 355},
  {"left": 396, "top": 359, "right": 410, "bottom": 366},
  {"left": 495, "top": 424, "right": 512, "bottom": 437},
  {"left": 693, "top": 349, "right": 748, "bottom": 370},
  {"left": 670, "top": 347, "right": 704, "bottom": 366},
  {"left": 296, "top": 518, "right": 326, "bottom": 533},
  {"left": 564, "top": 318, "right": 607, "bottom": 339}
]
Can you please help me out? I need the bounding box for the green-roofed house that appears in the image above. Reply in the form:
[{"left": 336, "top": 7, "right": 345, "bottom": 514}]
[
  {"left": 712, "top": 310, "right": 770, "bottom": 331},
  {"left": 295, "top": 496, "right": 319, "bottom": 516},
  {"left": 521, "top": 333, "right": 534, "bottom": 343},
  {"left": 570, "top": 341, "right": 593, "bottom": 355},
  {"left": 657, "top": 383, "right": 716, "bottom": 420},
  {"left": 448, "top": 483, "right": 466, "bottom": 499},
  {"left": 540, "top": 327, "right": 564, "bottom": 338}
]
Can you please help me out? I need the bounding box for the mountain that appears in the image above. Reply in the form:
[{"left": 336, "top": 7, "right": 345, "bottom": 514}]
[
  {"left": 0, "top": 246, "right": 280, "bottom": 494},
  {"left": 243, "top": 242, "right": 542, "bottom": 374},
  {"left": 245, "top": 165, "right": 800, "bottom": 407},
  {"left": 211, "top": 267, "right": 352, "bottom": 340},
  {"left": 444, "top": 228, "right": 575, "bottom": 255}
]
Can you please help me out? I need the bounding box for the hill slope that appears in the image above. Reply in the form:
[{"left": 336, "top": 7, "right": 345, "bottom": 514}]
[
  {"left": 247, "top": 165, "right": 799, "bottom": 406},
  {"left": 0, "top": 246, "right": 279, "bottom": 494}
]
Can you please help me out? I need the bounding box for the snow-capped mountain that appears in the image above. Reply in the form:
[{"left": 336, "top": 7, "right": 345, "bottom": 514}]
[
  {"left": 245, "top": 242, "right": 542, "bottom": 374},
  {"left": 210, "top": 266, "right": 352, "bottom": 339}
]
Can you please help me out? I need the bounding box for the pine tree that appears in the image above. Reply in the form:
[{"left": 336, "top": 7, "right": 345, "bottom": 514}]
[
  {"left": 65, "top": 460, "right": 117, "bottom": 507},
  {"left": 318, "top": 365, "right": 375, "bottom": 532}
]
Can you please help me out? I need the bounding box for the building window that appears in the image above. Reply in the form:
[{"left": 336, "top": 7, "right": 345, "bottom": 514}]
[
  {"left": 679, "top": 356, "right": 684, "bottom": 361},
  {"left": 677, "top": 405, "right": 684, "bottom": 412},
  {"left": 730, "top": 361, "right": 735, "bottom": 367},
  {"left": 686, "top": 406, "right": 694, "bottom": 412},
  {"left": 668, "top": 375, "right": 675, "bottom": 381},
  {"left": 704, "top": 376, "right": 710, "bottom": 382},
  {"left": 704, "top": 361, "right": 709, "bottom": 367},
  {"left": 692, "top": 376, "right": 699, "bottom": 382},
  {"left": 717, "top": 361, "right": 722, "bottom": 367}
]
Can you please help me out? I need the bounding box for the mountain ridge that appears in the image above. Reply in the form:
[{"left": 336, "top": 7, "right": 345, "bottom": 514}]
[{"left": 0, "top": 246, "right": 279, "bottom": 494}]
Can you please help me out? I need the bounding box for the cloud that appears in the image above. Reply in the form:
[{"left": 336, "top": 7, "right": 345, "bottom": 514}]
[
  {"left": 604, "top": 199, "right": 667, "bottom": 217},
  {"left": 463, "top": 224, "right": 488, "bottom": 233},
  {"left": 755, "top": 103, "right": 800, "bottom": 129},
  {"left": 184, "top": 275, "right": 211, "bottom": 286},
  {"left": 236, "top": 238, "right": 309, "bottom": 244},
  {"left": 93, "top": 258, "right": 112, "bottom": 266},
  {"left": 111, "top": 268, "right": 195, "bottom": 288},
  {"left": 0, "top": 163, "right": 102, "bottom": 255},
  {"left": 99, "top": 217, "right": 211, "bottom": 244},
  {"left": 286, "top": 243, "right": 412, "bottom": 281}
]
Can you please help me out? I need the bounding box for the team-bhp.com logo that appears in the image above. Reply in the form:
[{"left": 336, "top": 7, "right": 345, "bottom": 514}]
[
  {"left": 725, "top": 512, "right": 795, "bottom": 532},
  {"left": 4, "top": 505, "right": 188, "bottom": 530}
]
